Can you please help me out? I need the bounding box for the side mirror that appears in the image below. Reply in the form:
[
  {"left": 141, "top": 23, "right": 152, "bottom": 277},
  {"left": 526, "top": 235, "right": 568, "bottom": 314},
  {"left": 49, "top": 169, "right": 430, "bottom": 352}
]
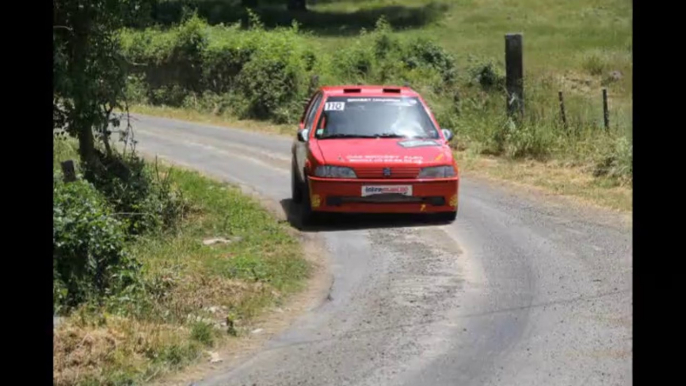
[
  {"left": 442, "top": 129, "right": 454, "bottom": 142},
  {"left": 297, "top": 128, "right": 310, "bottom": 142}
]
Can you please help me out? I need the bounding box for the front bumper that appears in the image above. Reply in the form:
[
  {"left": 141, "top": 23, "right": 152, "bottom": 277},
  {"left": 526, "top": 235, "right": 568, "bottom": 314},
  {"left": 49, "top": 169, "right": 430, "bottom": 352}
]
[{"left": 307, "top": 176, "right": 459, "bottom": 214}]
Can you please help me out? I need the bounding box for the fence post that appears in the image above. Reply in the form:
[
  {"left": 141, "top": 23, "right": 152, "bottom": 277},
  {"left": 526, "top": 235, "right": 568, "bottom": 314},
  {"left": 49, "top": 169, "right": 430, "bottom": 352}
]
[
  {"left": 558, "top": 91, "right": 568, "bottom": 130},
  {"left": 505, "top": 33, "right": 524, "bottom": 119},
  {"left": 61, "top": 160, "right": 76, "bottom": 183},
  {"left": 602, "top": 88, "right": 609, "bottom": 130}
]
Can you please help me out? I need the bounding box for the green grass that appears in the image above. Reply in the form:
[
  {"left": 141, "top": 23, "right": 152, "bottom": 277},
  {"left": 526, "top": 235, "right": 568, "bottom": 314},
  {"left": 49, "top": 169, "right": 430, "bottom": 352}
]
[
  {"left": 311, "top": 0, "right": 631, "bottom": 80},
  {"left": 53, "top": 139, "right": 309, "bottom": 386},
  {"left": 302, "top": 0, "right": 633, "bottom": 137}
]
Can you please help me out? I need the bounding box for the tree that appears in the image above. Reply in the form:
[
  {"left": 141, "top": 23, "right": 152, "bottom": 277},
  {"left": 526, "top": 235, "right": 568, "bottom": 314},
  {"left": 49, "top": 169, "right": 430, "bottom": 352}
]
[{"left": 53, "top": 0, "right": 152, "bottom": 170}]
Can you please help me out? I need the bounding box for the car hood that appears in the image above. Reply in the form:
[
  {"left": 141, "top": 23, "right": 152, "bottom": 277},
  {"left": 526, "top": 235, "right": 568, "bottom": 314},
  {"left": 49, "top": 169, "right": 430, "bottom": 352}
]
[{"left": 315, "top": 138, "right": 452, "bottom": 166}]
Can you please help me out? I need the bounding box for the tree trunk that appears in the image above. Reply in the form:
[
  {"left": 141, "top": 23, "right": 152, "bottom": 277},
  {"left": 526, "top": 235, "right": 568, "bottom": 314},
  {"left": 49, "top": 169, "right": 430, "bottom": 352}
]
[
  {"left": 102, "top": 105, "right": 114, "bottom": 157},
  {"left": 69, "top": 10, "right": 100, "bottom": 170},
  {"left": 78, "top": 123, "right": 97, "bottom": 165},
  {"left": 287, "top": 0, "right": 307, "bottom": 12}
]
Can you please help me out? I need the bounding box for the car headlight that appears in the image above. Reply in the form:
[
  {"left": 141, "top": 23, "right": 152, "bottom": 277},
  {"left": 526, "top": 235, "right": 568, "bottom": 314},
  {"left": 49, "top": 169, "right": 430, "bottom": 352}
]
[
  {"left": 314, "top": 165, "right": 357, "bottom": 178},
  {"left": 417, "top": 166, "right": 456, "bottom": 178}
]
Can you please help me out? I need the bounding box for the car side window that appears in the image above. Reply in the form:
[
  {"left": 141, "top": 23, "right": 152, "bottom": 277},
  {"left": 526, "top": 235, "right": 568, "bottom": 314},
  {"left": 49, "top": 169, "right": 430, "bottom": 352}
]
[{"left": 304, "top": 93, "right": 323, "bottom": 132}]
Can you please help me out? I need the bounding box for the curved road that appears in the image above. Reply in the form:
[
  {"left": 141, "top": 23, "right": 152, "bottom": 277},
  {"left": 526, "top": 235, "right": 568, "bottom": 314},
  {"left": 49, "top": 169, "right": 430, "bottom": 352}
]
[{"left": 129, "top": 114, "right": 632, "bottom": 386}]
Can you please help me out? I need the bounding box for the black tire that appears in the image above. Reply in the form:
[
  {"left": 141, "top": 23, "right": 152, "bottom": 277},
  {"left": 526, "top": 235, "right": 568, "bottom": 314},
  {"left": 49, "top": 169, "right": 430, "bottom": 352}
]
[
  {"left": 291, "top": 160, "right": 303, "bottom": 203},
  {"left": 299, "top": 176, "right": 320, "bottom": 228},
  {"left": 436, "top": 210, "right": 457, "bottom": 223}
]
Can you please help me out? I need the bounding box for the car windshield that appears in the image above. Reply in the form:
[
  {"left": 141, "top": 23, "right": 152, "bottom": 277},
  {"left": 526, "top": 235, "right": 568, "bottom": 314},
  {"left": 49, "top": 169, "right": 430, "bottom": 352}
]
[{"left": 314, "top": 96, "right": 439, "bottom": 140}]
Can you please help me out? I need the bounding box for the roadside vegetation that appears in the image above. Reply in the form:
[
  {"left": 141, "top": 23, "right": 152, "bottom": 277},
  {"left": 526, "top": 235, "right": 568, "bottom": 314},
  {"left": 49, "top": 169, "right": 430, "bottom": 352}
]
[
  {"left": 121, "top": 0, "right": 632, "bottom": 209},
  {"left": 53, "top": 138, "right": 308, "bottom": 386},
  {"left": 54, "top": 1, "right": 308, "bottom": 384}
]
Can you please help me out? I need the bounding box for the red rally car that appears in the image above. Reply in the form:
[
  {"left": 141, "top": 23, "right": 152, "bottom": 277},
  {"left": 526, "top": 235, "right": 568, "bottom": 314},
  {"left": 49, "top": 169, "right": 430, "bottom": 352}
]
[{"left": 291, "top": 85, "right": 459, "bottom": 225}]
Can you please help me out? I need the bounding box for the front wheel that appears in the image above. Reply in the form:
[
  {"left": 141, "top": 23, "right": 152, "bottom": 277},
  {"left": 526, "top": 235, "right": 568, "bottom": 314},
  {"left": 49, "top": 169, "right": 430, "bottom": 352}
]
[{"left": 291, "top": 160, "right": 303, "bottom": 203}]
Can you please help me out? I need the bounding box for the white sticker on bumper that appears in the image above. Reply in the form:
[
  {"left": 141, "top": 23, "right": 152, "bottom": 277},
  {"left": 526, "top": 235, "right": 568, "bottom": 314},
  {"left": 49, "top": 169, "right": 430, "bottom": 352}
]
[{"left": 361, "top": 185, "right": 413, "bottom": 197}]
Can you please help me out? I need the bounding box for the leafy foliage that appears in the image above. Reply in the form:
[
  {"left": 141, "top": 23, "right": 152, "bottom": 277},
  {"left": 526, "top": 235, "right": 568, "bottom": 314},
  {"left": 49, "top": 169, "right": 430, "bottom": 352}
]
[
  {"left": 53, "top": 175, "right": 140, "bottom": 313},
  {"left": 53, "top": 0, "right": 154, "bottom": 167},
  {"left": 86, "top": 150, "right": 190, "bottom": 235}
]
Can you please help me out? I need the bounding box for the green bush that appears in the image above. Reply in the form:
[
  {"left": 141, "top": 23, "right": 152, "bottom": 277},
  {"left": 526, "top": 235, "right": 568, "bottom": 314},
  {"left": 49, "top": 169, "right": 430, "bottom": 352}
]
[
  {"left": 85, "top": 150, "right": 189, "bottom": 236},
  {"left": 120, "top": 14, "right": 209, "bottom": 106},
  {"left": 592, "top": 135, "right": 633, "bottom": 184},
  {"left": 401, "top": 36, "right": 457, "bottom": 86},
  {"left": 468, "top": 60, "right": 505, "bottom": 91},
  {"left": 53, "top": 175, "right": 140, "bottom": 313}
]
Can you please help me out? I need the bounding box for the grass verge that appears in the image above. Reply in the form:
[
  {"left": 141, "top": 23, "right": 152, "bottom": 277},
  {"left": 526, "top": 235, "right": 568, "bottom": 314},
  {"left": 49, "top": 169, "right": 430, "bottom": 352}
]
[
  {"left": 53, "top": 139, "right": 310, "bottom": 386},
  {"left": 454, "top": 150, "right": 631, "bottom": 212},
  {"left": 129, "top": 104, "right": 631, "bottom": 213}
]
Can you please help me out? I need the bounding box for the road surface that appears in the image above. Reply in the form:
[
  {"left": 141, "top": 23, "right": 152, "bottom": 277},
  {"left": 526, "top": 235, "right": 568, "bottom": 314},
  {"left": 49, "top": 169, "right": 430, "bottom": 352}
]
[{"left": 128, "top": 114, "right": 632, "bottom": 386}]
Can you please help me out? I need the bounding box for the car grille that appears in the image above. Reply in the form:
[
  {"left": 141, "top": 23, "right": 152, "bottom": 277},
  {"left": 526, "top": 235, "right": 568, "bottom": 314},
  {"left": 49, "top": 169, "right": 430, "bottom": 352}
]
[{"left": 353, "top": 166, "right": 421, "bottom": 179}]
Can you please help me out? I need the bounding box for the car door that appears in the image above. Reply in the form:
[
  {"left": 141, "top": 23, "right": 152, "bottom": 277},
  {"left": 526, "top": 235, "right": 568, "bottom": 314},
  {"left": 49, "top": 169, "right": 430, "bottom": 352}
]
[{"left": 295, "top": 91, "right": 323, "bottom": 181}]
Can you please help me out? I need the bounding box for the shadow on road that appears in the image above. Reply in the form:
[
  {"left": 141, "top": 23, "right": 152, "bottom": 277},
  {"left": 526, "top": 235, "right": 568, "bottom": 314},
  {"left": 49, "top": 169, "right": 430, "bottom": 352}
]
[{"left": 280, "top": 198, "right": 452, "bottom": 232}]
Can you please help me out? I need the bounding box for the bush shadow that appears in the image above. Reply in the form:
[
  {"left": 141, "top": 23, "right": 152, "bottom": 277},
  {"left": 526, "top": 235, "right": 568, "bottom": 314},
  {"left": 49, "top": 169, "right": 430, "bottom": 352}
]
[
  {"left": 279, "top": 198, "right": 453, "bottom": 232},
  {"left": 148, "top": 1, "right": 449, "bottom": 36}
]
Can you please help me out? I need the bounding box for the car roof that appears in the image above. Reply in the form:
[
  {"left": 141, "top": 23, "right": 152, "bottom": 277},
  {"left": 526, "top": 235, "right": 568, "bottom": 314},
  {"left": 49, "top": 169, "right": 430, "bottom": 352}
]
[{"left": 320, "top": 85, "right": 420, "bottom": 98}]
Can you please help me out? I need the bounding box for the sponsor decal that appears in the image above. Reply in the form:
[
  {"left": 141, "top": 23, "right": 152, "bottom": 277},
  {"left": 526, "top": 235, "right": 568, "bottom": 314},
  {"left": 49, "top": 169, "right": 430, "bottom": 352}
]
[
  {"left": 397, "top": 139, "right": 440, "bottom": 148},
  {"left": 346, "top": 155, "right": 424, "bottom": 163},
  {"left": 344, "top": 97, "right": 418, "bottom": 107},
  {"left": 361, "top": 185, "right": 413, "bottom": 197}
]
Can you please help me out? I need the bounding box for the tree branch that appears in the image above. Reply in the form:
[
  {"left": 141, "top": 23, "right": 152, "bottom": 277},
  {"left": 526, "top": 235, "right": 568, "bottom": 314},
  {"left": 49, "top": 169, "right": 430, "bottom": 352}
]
[{"left": 101, "top": 103, "right": 115, "bottom": 157}]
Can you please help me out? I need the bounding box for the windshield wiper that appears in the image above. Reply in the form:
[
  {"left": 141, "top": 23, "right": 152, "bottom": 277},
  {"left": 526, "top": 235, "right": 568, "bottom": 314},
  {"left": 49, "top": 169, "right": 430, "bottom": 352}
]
[
  {"left": 319, "top": 134, "right": 376, "bottom": 139},
  {"left": 375, "top": 133, "right": 433, "bottom": 139},
  {"left": 374, "top": 133, "right": 406, "bottom": 138}
]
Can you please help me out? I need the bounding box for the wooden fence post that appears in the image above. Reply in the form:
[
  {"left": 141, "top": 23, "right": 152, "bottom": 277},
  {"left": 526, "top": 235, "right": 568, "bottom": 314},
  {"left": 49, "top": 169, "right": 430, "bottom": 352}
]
[
  {"left": 602, "top": 88, "right": 609, "bottom": 130},
  {"left": 558, "top": 91, "right": 568, "bottom": 130},
  {"left": 505, "top": 33, "right": 524, "bottom": 119},
  {"left": 61, "top": 160, "right": 76, "bottom": 182}
]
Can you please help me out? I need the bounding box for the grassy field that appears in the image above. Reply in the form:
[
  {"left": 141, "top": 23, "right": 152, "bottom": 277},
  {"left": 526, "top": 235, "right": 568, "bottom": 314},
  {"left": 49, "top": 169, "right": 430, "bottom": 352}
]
[
  {"left": 53, "top": 139, "right": 309, "bottom": 385},
  {"left": 301, "top": 0, "right": 632, "bottom": 131},
  {"left": 309, "top": 0, "right": 632, "bottom": 82}
]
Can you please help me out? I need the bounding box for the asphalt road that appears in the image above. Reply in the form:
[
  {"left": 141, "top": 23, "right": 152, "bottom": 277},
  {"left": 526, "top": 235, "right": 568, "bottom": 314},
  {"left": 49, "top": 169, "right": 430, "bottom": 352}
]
[{"left": 128, "top": 114, "right": 632, "bottom": 386}]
